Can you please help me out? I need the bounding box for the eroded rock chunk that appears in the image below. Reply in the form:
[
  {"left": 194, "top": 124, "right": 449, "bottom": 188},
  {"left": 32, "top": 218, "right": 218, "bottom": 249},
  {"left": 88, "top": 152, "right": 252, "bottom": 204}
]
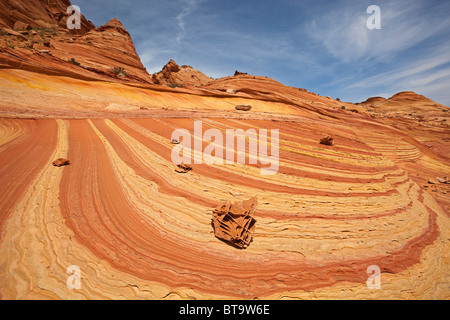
[
  {"left": 235, "top": 104, "right": 252, "bottom": 111},
  {"left": 52, "top": 158, "right": 70, "bottom": 167},
  {"left": 175, "top": 163, "right": 192, "bottom": 173},
  {"left": 320, "top": 136, "right": 333, "bottom": 146},
  {"left": 211, "top": 197, "right": 257, "bottom": 249},
  {"left": 234, "top": 70, "right": 248, "bottom": 76}
]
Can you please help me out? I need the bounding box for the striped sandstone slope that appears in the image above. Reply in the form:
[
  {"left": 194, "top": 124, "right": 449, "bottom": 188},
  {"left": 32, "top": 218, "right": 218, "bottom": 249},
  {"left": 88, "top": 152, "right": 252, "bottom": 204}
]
[{"left": 0, "top": 115, "right": 448, "bottom": 299}]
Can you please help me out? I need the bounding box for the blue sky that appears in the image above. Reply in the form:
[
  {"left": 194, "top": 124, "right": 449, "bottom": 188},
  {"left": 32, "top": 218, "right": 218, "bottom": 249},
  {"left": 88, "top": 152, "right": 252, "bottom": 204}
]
[{"left": 74, "top": 0, "right": 450, "bottom": 106}]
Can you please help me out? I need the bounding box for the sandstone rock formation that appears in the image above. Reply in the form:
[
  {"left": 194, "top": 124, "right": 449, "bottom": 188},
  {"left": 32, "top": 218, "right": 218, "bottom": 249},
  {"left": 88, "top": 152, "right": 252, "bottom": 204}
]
[
  {"left": 0, "top": 2, "right": 150, "bottom": 84},
  {"left": 211, "top": 197, "right": 257, "bottom": 249},
  {"left": 234, "top": 70, "right": 248, "bottom": 76},
  {"left": 52, "top": 158, "right": 70, "bottom": 167},
  {"left": 320, "top": 136, "right": 334, "bottom": 146},
  {"left": 235, "top": 104, "right": 252, "bottom": 111},
  {"left": 152, "top": 59, "right": 212, "bottom": 87},
  {"left": 359, "top": 92, "right": 446, "bottom": 113},
  {"left": 358, "top": 96, "right": 387, "bottom": 106},
  {"left": 48, "top": 18, "right": 151, "bottom": 83}
]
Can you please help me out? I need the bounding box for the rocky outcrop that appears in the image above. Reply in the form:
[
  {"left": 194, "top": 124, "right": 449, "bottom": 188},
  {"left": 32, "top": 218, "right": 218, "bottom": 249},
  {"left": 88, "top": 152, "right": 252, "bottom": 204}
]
[
  {"left": 234, "top": 70, "right": 248, "bottom": 76},
  {"left": 0, "top": 0, "right": 449, "bottom": 301},
  {"left": 203, "top": 73, "right": 345, "bottom": 115},
  {"left": 358, "top": 96, "right": 387, "bottom": 106},
  {"left": 175, "top": 163, "right": 192, "bottom": 173},
  {"left": 211, "top": 197, "right": 257, "bottom": 249},
  {"left": 0, "top": 0, "right": 94, "bottom": 33},
  {"left": 360, "top": 92, "right": 446, "bottom": 110},
  {"left": 152, "top": 59, "right": 212, "bottom": 87},
  {"left": 389, "top": 91, "right": 431, "bottom": 103},
  {"left": 52, "top": 158, "right": 70, "bottom": 167},
  {"left": 59, "top": 18, "right": 151, "bottom": 82}
]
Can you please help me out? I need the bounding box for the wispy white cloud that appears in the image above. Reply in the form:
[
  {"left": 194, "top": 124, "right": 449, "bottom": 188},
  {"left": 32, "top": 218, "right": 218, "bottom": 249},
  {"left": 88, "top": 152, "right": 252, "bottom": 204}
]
[
  {"left": 409, "top": 68, "right": 450, "bottom": 87},
  {"left": 301, "top": 0, "right": 450, "bottom": 105},
  {"left": 176, "top": 0, "right": 202, "bottom": 45},
  {"left": 339, "top": 38, "right": 450, "bottom": 106},
  {"left": 307, "top": 0, "right": 450, "bottom": 63}
]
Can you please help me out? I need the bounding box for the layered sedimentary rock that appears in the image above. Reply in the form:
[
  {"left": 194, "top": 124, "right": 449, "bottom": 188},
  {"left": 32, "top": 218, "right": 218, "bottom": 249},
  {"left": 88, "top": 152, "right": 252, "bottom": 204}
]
[
  {"left": 0, "top": 3, "right": 151, "bottom": 84},
  {"left": 0, "top": 0, "right": 94, "bottom": 32},
  {"left": 50, "top": 18, "right": 152, "bottom": 83},
  {"left": 52, "top": 158, "right": 70, "bottom": 167},
  {"left": 320, "top": 136, "right": 334, "bottom": 146},
  {"left": 0, "top": 115, "right": 448, "bottom": 300},
  {"left": 0, "top": 0, "right": 449, "bottom": 301},
  {"left": 152, "top": 59, "right": 212, "bottom": 87},
  {"left": 175, "top": 163, "right": 192, "bottom": 173}
]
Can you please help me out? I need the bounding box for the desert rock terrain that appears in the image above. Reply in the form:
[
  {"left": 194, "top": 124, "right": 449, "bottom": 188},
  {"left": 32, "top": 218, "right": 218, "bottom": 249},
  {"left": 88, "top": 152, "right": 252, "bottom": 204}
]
[{"left": 0, "top": 0, "right": 448, "bottom": 300}]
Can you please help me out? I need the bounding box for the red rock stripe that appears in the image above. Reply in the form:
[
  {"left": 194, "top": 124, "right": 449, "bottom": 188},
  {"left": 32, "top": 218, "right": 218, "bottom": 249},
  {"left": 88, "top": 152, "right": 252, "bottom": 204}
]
[
  {"left": 156, "top": 117, "right": 400, "bottom": 174},
  {"left": 97, "top": 119, "right": 413, "bottom": 222},
  {"left": 117, "top": 118, "right": 400, "bottom": 198},
  {"left": 92, "top": 119, "right": 402, "bottom": 224},
  {"left": 0, "top": 119, "right": 58, "bottom": 239},
  {"left": 58, "top": 119, "right": 439, "bottom": 298}
]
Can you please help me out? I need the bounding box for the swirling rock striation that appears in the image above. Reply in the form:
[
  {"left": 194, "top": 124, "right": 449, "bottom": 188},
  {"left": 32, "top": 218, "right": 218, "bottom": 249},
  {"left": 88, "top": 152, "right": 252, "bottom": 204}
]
[{"left": 0, "top": 0, "right": 448, "bottom": 301}]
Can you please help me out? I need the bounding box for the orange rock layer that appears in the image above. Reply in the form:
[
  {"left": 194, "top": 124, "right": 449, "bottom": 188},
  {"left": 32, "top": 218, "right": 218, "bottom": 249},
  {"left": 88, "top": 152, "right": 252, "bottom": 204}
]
[{"left": 0, "top": 113, "right": 448, "bottom": 299}]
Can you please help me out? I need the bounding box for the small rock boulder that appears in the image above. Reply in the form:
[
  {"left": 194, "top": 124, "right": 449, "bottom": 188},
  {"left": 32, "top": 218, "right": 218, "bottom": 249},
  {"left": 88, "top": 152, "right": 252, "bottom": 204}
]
[
  {"left": 211, "top": 197, "right": 257, "bottom": 249},
  {"left": 436, "top": 177, "right": 449, "bottom": 184},
  {"left": 320, "top": 136, "right": 334, "bottom": 146},
  {"left": 52, "top": 158, "right": 70, "bottom": 167},
  {"left": 2, "top": 28, "right": 27, "bottom": 41},
  {"left": 13, "top": 21, "right": 32, "bottom": 31},
  {"left": 235, "top": 104, "right": 252, "bottom": 111},
  {"left": 175, "top": 163, "right": 192, "bottom": 173}
]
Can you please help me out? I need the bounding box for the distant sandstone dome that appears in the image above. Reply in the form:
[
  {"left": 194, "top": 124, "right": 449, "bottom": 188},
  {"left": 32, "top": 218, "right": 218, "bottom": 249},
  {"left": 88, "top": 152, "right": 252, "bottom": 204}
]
[
  {"left": 389, "top": 91, "right": 429, "bottom": 102},
  {"left": 360, "top": 91, "right": 435, "bottom": 105},
  {"left": 359, "top": 96, "right": 387, "bottom": 105},
  {"left": 152, "top": 59, "right": 212, "bottom": 87}
]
